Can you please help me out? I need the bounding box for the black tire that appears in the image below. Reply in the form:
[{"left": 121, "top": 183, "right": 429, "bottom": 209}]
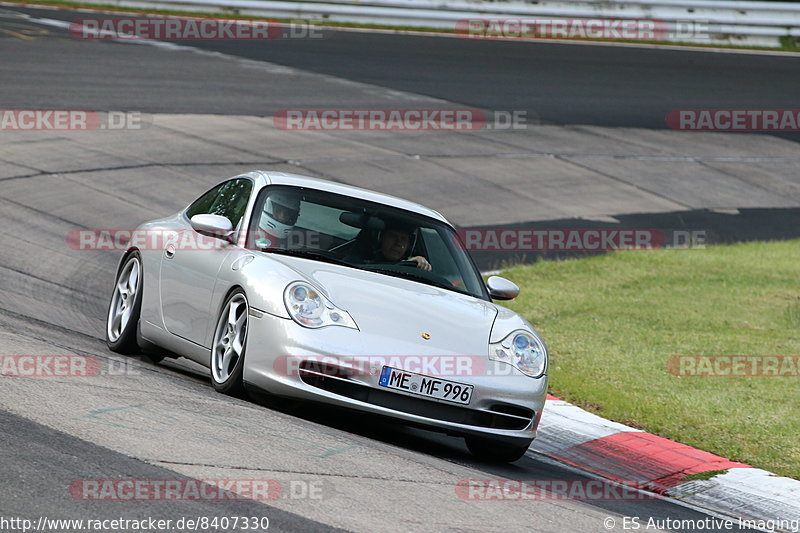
[
  {"left": 106, "top": 251, "right": 143, "bottom": 355},
  {"left": 465, "top": 436, "right": 532, "bottom": 463},
  {"left": 210, "top": 290, "right": 249, "bottom": 398}
]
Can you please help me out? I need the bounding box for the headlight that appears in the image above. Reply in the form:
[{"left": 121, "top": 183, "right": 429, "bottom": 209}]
[
  {"left": 283, "top": 282, "right": 358, "bottom": 330},
  {"left": 489, "top": 330, "right": 547, "bottom": 378}
]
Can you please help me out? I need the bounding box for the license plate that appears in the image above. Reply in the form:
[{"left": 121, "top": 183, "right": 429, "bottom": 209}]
[{"left": 378, "top": 366, "right": 473, "bottom": 405}]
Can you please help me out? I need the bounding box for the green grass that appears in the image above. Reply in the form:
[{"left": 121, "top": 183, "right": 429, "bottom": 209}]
[
  {"left": 499, "top": 240, "right": 800, "bottom": 479},
  {"left": 10, "top": 0, "right": 800, "bottom": 53},
  {"left": 682, "top": 469, "right": 729, "bottom": 482}
]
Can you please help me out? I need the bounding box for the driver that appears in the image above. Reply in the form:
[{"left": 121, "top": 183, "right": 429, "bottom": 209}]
[
  {"left": 376, "top": 222, "right": 432, "bottom": 271},
  {"left": 257, "top": 189, "right": 301, "bottom": 247}
]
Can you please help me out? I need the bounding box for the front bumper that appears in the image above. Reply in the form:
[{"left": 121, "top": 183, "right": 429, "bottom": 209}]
[{"left": 243, "top": 311, "right": 548, "bottom": 446}]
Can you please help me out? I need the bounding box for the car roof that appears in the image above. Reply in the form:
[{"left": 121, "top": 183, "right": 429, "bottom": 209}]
[{"left": 250, "top": 171, "right": 450, "bottom": 225}]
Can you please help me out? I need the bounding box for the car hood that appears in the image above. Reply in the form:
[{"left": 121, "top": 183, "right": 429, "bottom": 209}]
[{"left": 271, "top": 255, "right": 498, "bottom": 355}]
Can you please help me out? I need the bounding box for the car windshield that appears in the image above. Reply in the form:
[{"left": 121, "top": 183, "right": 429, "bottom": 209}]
[{"left": 247, "top": 185, "right": 489, "bottom": 300}]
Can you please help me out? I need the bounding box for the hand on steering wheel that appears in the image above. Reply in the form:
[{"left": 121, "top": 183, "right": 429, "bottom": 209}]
[{"left": 406, "top": 256, "right": 432, "bottom": 271}]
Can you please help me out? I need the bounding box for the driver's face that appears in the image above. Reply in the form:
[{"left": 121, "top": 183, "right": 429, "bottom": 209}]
[
  {"left": 381, "top": 229, "right": 411, "bottom": 261},
  {"left": 272, "top": 203, "right": 299, "bottom": 225}
]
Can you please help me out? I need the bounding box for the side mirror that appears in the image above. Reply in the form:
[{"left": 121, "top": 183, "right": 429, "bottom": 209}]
[
  {"left": 486, "top": 276, "right": 520, "bottom": 300},
  {"left": 190, "top": 214, "right": 233, "bottom": 241}
]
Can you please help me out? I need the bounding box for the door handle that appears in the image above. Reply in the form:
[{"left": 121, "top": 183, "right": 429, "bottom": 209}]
[{"left": 165, "top": 244, "right": 176, "bottom": 259}]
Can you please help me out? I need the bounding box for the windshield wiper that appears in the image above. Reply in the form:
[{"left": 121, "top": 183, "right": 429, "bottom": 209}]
[
  {"left": 367, "top": 268, "right": 466, "bottom": 294},
  {"left": 260, "top": 248, "right": 354, "bottom": 268},
  {"left": 261, "top": 251, "right": 470, "bottom": 295}
]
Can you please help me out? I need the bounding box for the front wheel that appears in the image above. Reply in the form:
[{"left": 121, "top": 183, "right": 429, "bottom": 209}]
[
  {"left": 210, "top": 290, "right": 249, "bottom": 397},
  {"left": 106, "top": 252, "right": 143, "bottom": 354},
  {"left": 465, "top": 436, "right": 532, "bottom": 463}
]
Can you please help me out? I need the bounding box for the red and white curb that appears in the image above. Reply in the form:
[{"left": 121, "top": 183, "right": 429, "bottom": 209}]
[{"left": 533, "top": 395, "right": 800, "bottom": 525}]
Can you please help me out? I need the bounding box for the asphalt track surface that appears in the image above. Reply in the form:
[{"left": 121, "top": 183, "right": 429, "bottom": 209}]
[
  {"left": 0, "top": 4, "right": 797, "bottom": 532},
  {"left": 0, "top": 5, "right": 799, "bottom": 128}
]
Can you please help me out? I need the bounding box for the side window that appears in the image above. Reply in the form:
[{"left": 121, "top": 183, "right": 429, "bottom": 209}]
[
  {"left": 419, "top": 228, "right": 456, "bottom": 275},
  {"left": 186, "top": 178, "right": 253, "bottom": 229},
  {"left": 209, "top": 179, "right": 253, "bottom": 229},
  {"left": 186, "top": 182, "right": 225, "bottom": 219}
]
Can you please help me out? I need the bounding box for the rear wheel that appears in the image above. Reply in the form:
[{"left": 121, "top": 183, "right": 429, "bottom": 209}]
[
  {"left": 106, "top": 252, "right": 143, "bottom": 354},
  {"left": 210, "top": 290, "right": 249, "bottom": 397},
  {"left": 465, "top": 436, "right": 532, "bottom": 463}
]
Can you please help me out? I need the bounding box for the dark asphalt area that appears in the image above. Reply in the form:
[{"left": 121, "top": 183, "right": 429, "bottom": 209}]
[{"left": 1, "top": 5, "right": 799, "bottom": 130}]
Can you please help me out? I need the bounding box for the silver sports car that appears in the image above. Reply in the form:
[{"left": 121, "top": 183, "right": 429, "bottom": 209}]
[{"left": 106, "top": 171, "right": 548, "bottom": 462}]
